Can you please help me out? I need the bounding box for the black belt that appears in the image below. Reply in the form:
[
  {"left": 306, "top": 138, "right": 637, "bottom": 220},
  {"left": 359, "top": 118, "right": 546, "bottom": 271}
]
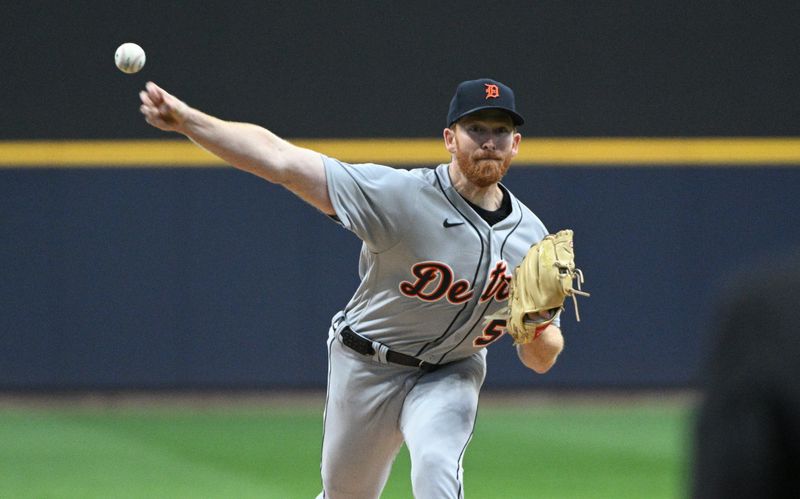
[{"left": 339, "top": 327, "right": 443, "bottom": 372}]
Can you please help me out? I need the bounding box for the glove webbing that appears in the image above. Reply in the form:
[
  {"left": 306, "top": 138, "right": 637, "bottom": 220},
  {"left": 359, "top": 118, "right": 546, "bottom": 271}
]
[{"left": 560, "top": 265, "right": 590, "bottom": 322}]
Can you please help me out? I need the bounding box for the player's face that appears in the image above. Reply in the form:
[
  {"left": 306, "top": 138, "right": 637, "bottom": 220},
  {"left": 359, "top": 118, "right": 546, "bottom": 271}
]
[{"left": 447, "top": 111, "right": 521, "bottom": 187}]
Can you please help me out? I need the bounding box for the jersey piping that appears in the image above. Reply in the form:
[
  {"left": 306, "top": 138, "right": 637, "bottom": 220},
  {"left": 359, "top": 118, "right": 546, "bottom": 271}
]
[
  {"left": 414, "top": 167, "right": 486, "bottom": 357},
  {"left": 435, "top": 197, "right": 525, "bottom": 364}
]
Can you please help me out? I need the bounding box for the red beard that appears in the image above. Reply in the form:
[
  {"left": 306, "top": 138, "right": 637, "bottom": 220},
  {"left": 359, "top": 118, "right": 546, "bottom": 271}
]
[{"left": 455, "top": 146, "right": 512, "bottom": 188}]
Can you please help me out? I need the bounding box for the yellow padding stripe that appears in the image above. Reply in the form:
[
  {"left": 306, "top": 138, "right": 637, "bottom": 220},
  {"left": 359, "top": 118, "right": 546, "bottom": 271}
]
[{"left": 0, "top": 138, "right": 799, "bottom": 167}]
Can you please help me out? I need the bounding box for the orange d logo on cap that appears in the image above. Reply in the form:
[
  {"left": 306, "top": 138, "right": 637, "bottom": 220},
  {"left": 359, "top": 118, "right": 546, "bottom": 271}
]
[
  {"left": 446, "top": 78, "right": 524, "bottom": 126},
  {"left": 484, "top": 84, "right": 500, "bottom": 99}
]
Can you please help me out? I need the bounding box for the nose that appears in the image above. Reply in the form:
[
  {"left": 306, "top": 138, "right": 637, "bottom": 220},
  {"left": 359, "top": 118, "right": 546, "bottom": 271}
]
[{"left": 481, "top": 135, "right": 497, "bottom": 151}]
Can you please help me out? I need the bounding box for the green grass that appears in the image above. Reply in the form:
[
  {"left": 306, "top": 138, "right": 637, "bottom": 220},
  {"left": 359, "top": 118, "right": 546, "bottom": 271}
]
[{"left": 0, "top": 401, "right": 691, "bottom": 498}]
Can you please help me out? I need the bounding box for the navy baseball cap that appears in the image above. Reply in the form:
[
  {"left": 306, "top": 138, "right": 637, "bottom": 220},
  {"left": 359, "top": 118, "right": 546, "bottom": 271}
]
[{"left": 447, "top": 78, "right": 525, "bottom": 127}]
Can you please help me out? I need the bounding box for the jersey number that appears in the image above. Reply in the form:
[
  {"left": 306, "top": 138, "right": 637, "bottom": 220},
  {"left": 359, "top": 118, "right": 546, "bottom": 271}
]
[{"left": 474, "top": 319, "right": 507, "bottom": 347}]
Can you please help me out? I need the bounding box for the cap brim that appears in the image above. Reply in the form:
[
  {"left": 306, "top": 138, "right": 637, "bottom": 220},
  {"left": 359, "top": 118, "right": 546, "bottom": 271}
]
[{"left": 449, "top": 106, "right": 525, "bottom": 126}]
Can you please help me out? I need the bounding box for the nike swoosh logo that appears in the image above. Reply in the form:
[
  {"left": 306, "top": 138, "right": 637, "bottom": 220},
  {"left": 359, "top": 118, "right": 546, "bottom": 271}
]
[{"left": 443, "top": 219, "right": 465, "bottom": 228}]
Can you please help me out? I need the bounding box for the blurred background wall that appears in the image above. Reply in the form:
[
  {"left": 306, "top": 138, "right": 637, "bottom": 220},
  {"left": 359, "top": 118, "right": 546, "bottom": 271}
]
[{"left": 2, "top": 0, "right": 799, "bottom": 390}]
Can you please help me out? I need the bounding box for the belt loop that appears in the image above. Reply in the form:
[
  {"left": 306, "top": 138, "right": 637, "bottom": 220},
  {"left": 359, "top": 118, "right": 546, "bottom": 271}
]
[
  {"left": 331, "top": 311, "right": 347, "bottom": 335},
  {"left": 371, "top": 341, "right": 389, "bottom": 364}
]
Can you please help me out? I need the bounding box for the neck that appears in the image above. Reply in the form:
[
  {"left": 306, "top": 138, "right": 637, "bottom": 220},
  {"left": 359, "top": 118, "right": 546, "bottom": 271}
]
[{"left": 448, "top": 162, "right": 503, "bottom": 211}]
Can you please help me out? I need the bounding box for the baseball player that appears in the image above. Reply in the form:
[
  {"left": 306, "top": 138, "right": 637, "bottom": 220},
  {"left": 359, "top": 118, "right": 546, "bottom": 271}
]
[{"left": 139, "top": 78, "right": 565, "bottom": 498}]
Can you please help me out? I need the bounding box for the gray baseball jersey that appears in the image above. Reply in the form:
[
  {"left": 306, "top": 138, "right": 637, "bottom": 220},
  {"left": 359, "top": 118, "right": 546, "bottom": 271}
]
[
  {"left": 318, "top": 156, "right": 558, "bottom": 498},
  {"left": 324, "top": 156, "right": 558, "bottom": 364}
]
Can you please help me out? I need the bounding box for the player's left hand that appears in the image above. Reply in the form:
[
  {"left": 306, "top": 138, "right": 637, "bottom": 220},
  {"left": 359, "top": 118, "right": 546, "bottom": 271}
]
[{"left": 505, "top": 230, "right": 589, "bottom": 344}]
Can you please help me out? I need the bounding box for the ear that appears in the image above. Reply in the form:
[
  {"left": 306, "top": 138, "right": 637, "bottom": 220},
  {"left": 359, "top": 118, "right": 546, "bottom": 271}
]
[
  {"left": 510, "top": 131, "right": 521, "bottom": 157},
  {"left": 443, "top": 127, "right": 457, "bottom": 155}
]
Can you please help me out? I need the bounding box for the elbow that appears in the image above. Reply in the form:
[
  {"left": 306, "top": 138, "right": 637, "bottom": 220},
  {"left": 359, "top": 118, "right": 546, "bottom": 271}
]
[
  {"left": 234, "top": 160, "right": 287, "bottom": 185},
  {"left": 256, "top": 145, "right": 314, "bottom": 187},
  {"left": 250, "top": 154, "right": 293, "bottom": 185},
  {"left": 517, "top": 326, "right": 564, "bottom": 374},
  {"left": 238, "top": 142, "right": 296, "bottom": 185},
  {"left": 524, "top": 355, "right": 558, "bottom": 374},
  {"left": 532, "top": 361, "right": 555, "bottom": 375}
]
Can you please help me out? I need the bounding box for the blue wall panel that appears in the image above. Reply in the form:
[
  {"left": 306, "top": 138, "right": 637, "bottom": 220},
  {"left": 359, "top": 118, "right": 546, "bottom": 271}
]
[{"left": 3, "top": 166, "right": 799, "bottom": 389}]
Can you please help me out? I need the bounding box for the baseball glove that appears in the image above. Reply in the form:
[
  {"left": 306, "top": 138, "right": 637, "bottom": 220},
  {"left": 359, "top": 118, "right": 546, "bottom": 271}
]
[{"left": 487, "top": 229, "right": 590, "bottom": 345}]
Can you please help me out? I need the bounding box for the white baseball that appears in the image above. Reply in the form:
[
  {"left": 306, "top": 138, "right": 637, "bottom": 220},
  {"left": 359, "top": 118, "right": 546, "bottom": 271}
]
[{"left": 114, "top": 43, "right": 146, "bottom": 74}]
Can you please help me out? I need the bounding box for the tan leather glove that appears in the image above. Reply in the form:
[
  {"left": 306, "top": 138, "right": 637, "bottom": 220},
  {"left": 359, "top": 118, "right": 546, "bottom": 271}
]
[{"left": 488, "top": 230, "right": 590, "bottom": 345}]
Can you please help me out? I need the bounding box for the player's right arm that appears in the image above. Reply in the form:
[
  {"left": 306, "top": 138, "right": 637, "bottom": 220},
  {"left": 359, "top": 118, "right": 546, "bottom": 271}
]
[
  {"left": 139, "top": 81, "right": 334, "bottom": 215},
  {"left": 515, "top": 324, "right": 564, "bottom": 374}
]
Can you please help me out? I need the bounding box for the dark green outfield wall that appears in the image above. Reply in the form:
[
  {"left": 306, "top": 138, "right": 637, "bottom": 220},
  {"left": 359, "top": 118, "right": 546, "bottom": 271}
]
[{"left": 3, "top": 1, "right": 798, "bottom": 138}]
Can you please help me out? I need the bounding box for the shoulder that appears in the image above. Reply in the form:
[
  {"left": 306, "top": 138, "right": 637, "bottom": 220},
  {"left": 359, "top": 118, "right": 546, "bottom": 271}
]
[
  {"left": 324, "top": 156, "right": 434, "bottom": 186},
  {"left": 505, "top": 188, "right": 549, "bottom": 235}
]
